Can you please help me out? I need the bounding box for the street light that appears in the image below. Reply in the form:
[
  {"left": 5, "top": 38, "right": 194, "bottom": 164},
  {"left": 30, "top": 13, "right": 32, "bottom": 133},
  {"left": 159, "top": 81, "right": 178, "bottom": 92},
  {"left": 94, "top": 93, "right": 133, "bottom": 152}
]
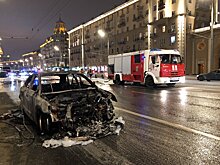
[
  {"left": 97, "top": 29, "right": 110, "bottom": 56},
  {"left": 210, "top": 0, "right": 214, "bottom": 72},
  {"left": 54, "top": 45, "right": 60, "bottom": 51},
  {"left": 81, "top": 26, "right": 85, "bottom": 70}
]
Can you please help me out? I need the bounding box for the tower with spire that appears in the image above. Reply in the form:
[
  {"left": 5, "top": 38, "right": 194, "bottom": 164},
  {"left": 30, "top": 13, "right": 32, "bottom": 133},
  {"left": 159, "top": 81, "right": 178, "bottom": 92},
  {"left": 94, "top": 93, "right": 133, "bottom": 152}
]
[
  {"left": 40, "top": 16, "right": 69, "bottom": 68},
  {"left": 54, "top": 16, "right": 67, "bottom": 34}
]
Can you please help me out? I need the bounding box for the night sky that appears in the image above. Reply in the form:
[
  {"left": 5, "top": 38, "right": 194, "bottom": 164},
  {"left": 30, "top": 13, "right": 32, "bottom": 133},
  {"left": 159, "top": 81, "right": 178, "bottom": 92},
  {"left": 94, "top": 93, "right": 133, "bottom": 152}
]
[{"left": 0, "top": 0, "right": 125, "bottom": 60}]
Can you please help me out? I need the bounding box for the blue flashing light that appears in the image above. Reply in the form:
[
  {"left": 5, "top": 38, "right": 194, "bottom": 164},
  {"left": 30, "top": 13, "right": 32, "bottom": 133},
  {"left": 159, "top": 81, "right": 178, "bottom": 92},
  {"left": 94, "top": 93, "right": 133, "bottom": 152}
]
[{"left": 150, "top": 48, "right": 161, "bottom": 51}]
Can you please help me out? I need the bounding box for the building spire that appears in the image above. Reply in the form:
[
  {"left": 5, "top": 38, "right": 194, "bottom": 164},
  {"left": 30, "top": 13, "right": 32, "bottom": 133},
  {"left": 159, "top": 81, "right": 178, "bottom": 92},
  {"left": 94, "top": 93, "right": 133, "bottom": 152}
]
[{"left": 54, "top": 15, "right": 67, "bottom": 34}]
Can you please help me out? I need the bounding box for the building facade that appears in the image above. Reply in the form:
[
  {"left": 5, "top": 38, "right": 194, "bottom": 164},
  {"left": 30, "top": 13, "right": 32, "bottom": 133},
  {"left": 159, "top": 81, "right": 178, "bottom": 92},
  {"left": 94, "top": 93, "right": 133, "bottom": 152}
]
[
  {"left": 22, "top": 51, "right": 42, "bottom": 70},
  {"left": 40, "top": 17, "right": 68, "bottom": 69},
  {"left": 68, "top": 0, "right": 219, "bottom": 74},
  {"left": 0, "top": 46, "right": 4, "bottom": 62}
]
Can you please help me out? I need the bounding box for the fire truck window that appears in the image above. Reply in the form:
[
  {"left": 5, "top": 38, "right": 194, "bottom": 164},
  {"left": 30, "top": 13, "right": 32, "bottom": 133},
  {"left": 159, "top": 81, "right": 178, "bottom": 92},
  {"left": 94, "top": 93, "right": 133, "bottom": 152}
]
[
  {"left": 155, "top": 55, "right": 159, "bottom": 63},
  {"left": 151, "top": 56, "right": 156, "bottom": 64},
  {"left": 160, "top": 54, "right": 169, "bottom": 64},
  {"left": 134, "top": 54, "right": 140, "bottom": 63},
  {"left": 171, "top": 55, "right": 182, "bottom": 64}
]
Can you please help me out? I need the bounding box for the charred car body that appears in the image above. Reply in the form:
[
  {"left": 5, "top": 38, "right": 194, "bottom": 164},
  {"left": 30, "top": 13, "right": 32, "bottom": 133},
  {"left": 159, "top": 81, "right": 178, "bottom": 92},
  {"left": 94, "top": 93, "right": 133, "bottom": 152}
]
[{"left": 19, "top": 71, "right": 117, "bottom": 134}]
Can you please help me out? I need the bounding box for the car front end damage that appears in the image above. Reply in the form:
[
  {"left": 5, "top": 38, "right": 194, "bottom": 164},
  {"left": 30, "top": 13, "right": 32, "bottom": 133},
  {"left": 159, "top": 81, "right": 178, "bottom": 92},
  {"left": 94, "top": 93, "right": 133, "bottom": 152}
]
[{"left": 41, "top": 88, "right": 118, "bottom": 136}]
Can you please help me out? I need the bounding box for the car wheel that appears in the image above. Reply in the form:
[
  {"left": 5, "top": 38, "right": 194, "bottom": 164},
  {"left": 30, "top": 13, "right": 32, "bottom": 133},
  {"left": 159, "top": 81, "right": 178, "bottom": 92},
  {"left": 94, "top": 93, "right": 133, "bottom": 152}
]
[
  {"left": 198, "top": 76, "right": 204, "bottom": 81},
  {"left": 145, "top": 76, "right": 156, "bottom": 88},
  {"left": 38, "top": 113, "right": 51, "bottom": 134}
]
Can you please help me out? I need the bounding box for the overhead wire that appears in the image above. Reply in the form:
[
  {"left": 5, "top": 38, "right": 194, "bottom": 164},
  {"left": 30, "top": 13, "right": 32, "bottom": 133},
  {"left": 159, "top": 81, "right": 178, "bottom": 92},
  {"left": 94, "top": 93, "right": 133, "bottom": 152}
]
[
  {"left": 30, "top": 0, "right": 72, "bottom": 40},
  {"left": 31, "top": 0, "right": 60, "bottom": 31}
]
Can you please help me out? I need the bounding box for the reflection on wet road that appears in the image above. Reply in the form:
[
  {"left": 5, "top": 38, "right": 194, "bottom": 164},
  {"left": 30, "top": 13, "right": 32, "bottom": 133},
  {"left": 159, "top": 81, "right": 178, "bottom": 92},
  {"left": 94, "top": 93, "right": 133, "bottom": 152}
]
[{"left": 1, "top": 78, "right": 220, "bottom": 164}]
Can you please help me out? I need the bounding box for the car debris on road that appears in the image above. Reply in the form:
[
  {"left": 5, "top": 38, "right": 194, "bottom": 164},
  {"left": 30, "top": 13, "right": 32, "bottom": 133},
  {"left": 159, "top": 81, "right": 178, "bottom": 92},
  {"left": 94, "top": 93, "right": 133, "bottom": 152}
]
[{"left": 42, "top": 116, "right": 125, "bottom": 148}]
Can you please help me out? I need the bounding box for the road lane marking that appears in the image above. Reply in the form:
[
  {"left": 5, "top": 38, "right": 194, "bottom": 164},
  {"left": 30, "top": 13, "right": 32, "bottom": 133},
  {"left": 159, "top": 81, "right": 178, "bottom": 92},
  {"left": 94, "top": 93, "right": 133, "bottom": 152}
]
[{"left": 115, "top": 106, "right": 220, "bottom": 141}]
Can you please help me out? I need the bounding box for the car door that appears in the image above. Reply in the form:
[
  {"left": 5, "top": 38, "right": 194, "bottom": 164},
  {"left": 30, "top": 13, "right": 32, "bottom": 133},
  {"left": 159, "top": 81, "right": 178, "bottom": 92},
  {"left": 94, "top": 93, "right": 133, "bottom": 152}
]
[
  {"left": 215, "top": 70, "right": 220, "bottom": 80},
  {"left": 209, "top": 70, "right": 217, "bottom": 80},
  {"left": 25, "top": 75, "right": 39, "bottom": 119},
  {"left": 148, "top": 55, "right": 160, "bottom": 78},
  {"left": 20, "top": 75, "right": 34, "bottom": 114}
]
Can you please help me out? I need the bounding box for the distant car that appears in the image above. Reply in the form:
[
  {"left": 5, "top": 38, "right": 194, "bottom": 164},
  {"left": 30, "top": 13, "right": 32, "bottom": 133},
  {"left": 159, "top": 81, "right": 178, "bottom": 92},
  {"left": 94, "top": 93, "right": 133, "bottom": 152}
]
[
  {"left": 0, "top": 71, "right": 8, "bottom": 78},
  {"left": 197, "top": 69, "right": 220, "bottom": 81},
  {"left": 19, "top": 71, "right": 117, "bottom": 134}
]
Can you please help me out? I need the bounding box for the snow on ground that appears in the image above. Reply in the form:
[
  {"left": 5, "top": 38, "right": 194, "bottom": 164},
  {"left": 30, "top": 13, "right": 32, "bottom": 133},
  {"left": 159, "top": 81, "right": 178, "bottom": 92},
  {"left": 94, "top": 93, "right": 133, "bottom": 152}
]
[
  {"left": 43, "top": 137, "right": 94, "bottom": 148},
  {"left": 42, "top": 117, "right": 125, "bottom": 148}
]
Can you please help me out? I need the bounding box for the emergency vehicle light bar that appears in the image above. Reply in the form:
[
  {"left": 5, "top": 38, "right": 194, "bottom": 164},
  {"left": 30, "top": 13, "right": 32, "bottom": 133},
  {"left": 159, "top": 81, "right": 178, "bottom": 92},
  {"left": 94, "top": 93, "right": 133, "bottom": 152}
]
[{"left": 150, "top": 48, "right": 161, "bottom": 51}]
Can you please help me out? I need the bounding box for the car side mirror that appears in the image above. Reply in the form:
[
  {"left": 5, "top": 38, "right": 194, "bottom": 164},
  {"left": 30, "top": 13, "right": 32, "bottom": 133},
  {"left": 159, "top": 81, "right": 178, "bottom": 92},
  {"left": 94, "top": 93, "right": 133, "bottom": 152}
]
[{"left": 91, "top": 82, "right": 96, "bottom": 86}]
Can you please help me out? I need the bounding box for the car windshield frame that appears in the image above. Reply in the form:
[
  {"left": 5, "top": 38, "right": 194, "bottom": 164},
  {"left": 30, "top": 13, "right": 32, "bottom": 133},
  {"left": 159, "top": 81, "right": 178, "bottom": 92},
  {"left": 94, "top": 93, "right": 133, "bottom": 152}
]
[
  {"left": 38, "top": 72, "right": 96, "bottom": 94},
  {"left": 23, "top": 72, "right": 97, "bottom": 94}
]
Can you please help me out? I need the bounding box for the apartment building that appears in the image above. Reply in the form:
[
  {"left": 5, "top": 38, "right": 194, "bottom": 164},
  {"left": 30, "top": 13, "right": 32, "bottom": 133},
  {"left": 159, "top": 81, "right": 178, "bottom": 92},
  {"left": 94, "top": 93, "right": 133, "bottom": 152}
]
[
  {"left": 22, "top": 51, "right": 42, "bottom": 69},
  {"left": 68, "top": 0, "right": 219, "bottom": 74}
]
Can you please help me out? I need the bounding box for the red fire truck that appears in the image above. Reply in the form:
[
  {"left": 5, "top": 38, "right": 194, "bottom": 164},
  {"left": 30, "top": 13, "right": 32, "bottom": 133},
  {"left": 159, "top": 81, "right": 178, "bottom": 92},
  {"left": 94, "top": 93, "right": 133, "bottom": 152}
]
[{"left": 108, "top": 49, "right": 185, "bottom": 87}]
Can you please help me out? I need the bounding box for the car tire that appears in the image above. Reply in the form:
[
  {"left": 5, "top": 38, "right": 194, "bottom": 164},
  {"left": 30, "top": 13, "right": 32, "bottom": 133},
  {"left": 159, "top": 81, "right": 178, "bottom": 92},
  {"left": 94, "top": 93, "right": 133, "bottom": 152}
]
[
  {"left": 38, "top": 112, "right": 51, "bottom": 135},
  {"left": 198, "top": 76, "right": 204, "bottom": 81}
]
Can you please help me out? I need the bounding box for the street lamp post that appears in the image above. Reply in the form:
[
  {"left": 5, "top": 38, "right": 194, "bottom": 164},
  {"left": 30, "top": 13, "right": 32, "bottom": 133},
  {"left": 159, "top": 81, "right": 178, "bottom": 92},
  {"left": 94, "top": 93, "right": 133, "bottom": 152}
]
[
  {"left": 97, "top": 29, "right": 110, "bottom": 56},
  {"left": 81, "top": 26, "right": 85, "bottom": 70},
  {"left": 210, "top": 0, "right": 214, "bottom": 72}
]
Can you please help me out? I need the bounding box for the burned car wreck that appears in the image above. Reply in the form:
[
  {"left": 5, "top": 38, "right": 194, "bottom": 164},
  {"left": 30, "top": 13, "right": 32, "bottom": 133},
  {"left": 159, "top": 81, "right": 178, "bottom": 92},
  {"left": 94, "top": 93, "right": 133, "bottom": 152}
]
[{"left": 19, "top": 71, "right": 118, "bottom": 137}]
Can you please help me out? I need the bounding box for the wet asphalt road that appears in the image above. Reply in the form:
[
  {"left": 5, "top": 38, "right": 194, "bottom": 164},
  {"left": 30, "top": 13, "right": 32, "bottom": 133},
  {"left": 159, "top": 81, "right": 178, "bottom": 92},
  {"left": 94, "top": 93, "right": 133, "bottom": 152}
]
[{"left": 0, "top": 77, "right": 220, "bottom": 165}]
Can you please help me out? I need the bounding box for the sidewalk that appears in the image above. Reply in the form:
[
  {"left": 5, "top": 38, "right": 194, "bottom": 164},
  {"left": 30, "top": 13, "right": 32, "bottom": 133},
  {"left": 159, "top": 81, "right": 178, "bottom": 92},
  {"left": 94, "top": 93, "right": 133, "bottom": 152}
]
[{"left": 185, "top": 75, "right": 197, "bottom": 80}]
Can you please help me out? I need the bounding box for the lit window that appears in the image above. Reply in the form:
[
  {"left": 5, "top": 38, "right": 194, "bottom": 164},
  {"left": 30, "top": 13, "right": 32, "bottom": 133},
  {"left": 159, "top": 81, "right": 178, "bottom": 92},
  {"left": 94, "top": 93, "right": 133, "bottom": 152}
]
[
  {"left": 153, "top": 5, "right": 156, "bottom": 11},
  {"left": 188, "top": 24, "right": 192, "bottom": 30},
  {"left": 162, "top": 26, "right": 166, "bottom": 32},
  {"left": 171, "top": 36, "right": 176, "bottom": 44}
]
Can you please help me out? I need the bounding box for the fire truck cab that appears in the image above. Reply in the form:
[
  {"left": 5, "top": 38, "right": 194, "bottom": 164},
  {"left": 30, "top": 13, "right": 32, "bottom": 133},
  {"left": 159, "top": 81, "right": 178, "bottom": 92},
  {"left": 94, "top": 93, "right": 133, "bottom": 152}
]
[{"left": 108, "top": 49, "right": 185, "bottom": 87}]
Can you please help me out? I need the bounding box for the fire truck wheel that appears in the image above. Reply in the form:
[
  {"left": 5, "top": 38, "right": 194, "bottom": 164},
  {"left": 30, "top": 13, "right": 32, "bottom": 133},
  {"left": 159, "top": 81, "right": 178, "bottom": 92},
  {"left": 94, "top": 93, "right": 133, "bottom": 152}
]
[{"left": 145, "top": 76, "right": 155, "bottom": 88}]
